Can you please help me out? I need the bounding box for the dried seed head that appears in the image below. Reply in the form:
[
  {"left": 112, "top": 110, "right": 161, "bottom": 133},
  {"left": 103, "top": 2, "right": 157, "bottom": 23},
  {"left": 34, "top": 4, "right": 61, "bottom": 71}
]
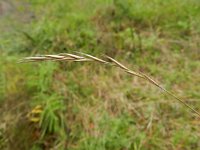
[
  {"left": 76, "top": 52, "right": 109, "bottom": 64},
  {"left": 59, "top": 53, "right": 84, "bottom": 59},
  {"left": 105, "top": 55, "right": 129, "bottom": 71}
]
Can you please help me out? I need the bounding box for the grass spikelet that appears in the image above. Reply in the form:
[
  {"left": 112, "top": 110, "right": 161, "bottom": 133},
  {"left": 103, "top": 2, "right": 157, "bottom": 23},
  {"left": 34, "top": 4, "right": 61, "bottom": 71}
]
[
  {"left": 76, "top": 52, "right": 109, "bottom": 64},
  {"left": 58, "top": 53, "right": 85, "bottom": 59}
]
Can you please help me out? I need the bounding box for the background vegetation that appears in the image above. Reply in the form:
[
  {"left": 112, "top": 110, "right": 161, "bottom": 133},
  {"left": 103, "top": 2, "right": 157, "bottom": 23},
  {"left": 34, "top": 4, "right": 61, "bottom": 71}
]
[{"left": 0, "top": 0, "right": 200, "bottom": 149}]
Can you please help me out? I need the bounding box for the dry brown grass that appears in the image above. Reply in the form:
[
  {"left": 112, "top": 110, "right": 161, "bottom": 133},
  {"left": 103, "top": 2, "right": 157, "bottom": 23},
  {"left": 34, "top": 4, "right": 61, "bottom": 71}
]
[{"left": 20, "top": 52, "right": 200, "bottom": 117}]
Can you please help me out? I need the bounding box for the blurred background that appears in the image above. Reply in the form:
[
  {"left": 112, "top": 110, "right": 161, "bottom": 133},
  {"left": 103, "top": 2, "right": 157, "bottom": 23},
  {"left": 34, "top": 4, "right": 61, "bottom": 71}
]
[{"left": 0, "top": 0, "right": 200, "bottom": 149}]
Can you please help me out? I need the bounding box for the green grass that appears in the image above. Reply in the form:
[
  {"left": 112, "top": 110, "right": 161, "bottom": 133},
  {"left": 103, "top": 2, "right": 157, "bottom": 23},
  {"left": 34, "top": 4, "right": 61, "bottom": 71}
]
[{"left": 0, "top": 0, "right": 200, "bottom": 149}]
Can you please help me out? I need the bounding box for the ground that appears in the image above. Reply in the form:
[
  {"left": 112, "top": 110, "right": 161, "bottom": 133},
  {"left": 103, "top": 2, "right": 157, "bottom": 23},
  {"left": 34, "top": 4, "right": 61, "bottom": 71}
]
[{"left": 0, "top": 0, "right": 200, "bottom": 150}]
